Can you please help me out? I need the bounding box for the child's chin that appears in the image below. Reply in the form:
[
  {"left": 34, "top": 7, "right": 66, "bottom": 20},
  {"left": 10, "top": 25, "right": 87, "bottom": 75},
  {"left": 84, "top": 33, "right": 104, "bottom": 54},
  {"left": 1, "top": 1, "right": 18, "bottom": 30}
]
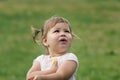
[
  {"left": 58, "top": 48, "right": 68, "bottom": 53},
  {"left": 57, "top": 45, "right": 70, "bottom": 52}
]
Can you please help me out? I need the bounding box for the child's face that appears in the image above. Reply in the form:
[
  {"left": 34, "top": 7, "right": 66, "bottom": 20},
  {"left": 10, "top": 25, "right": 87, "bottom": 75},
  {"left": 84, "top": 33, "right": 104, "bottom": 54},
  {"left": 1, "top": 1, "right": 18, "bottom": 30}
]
[{"left": 44, "top": 23, "right": 73, "bottom": 55}]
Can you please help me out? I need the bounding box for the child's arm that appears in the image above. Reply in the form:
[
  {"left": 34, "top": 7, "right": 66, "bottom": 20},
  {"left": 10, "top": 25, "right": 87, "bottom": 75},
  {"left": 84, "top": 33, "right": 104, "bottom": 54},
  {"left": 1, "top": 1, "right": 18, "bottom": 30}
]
[
  {"left": 33, "top": 60, "right": 77, "bottom": 80},
  {"left": 26, "top": 60, "right": 58, "bottom": 80}
]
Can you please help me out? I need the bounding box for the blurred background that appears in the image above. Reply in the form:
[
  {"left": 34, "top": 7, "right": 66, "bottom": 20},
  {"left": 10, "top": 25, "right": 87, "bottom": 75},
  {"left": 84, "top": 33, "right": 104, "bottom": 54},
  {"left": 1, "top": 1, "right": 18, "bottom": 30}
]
[{"left": 0, "top": 0, "right": 120, "bottom": 80}]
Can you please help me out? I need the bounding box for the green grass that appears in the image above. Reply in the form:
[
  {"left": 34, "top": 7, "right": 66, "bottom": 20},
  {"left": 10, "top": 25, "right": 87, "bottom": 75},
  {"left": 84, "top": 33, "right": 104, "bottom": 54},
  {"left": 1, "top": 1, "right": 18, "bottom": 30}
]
[{"left": 0, "top": 0, "right": 120, "bottom": 80}]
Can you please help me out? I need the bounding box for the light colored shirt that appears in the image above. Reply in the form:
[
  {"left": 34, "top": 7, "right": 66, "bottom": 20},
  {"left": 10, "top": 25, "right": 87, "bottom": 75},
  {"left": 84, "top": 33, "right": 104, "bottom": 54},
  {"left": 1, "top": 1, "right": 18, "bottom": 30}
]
[{"left": 34, "top": 53, "right": 79, "bottom": 80}]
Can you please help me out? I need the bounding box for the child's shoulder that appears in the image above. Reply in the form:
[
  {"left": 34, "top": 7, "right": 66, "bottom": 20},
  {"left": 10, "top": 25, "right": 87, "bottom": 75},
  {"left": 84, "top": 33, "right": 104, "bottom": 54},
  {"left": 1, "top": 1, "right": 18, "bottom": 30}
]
[
  {"left": 60, "top": 53, "right": 78, "bottom": 61},
  {"left": 59, "top": 53, "right": 79, "bottom": 66},
  {"left": 34, "top": 54, "right": 49, "bottom": 61},
  {"left": 63, "top": 53, "right": 77, "bottom": 57}
]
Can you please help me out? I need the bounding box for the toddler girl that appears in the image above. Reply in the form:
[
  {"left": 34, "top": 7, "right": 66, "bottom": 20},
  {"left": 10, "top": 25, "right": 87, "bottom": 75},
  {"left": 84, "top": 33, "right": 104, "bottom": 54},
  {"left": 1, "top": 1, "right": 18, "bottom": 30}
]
[{"left": 26, "top": 16, "right": 78, "bottom": 80}]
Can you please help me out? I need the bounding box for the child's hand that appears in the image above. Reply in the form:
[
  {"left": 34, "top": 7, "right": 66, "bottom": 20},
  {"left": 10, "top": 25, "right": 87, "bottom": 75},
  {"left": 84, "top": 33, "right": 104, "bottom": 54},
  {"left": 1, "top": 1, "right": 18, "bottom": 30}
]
[
  {"left": 33, "top": 75, "right": 40, "bottom": 80},
  {"left": 27, "top": 73, "right": 35, "bottom": 80},
  {"left": 33, "top": 75, "right": 44, "bottom": 80}
]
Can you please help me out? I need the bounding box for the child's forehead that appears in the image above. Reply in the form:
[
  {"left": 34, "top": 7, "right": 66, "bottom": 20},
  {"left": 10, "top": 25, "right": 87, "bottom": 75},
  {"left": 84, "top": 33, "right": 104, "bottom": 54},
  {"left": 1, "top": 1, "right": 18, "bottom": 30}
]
[{"left": 52, "top": 23, "right": 70, "bottom": 29}]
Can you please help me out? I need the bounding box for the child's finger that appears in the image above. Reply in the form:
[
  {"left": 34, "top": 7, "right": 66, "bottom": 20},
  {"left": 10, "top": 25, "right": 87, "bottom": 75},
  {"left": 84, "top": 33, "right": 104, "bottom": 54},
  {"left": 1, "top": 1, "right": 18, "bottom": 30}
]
[
  {"left": 33, "top": 75, "right": 42, "bottom": 80},
  {"left": 33, "top": 75, "right": 38, "bottom": 80}
]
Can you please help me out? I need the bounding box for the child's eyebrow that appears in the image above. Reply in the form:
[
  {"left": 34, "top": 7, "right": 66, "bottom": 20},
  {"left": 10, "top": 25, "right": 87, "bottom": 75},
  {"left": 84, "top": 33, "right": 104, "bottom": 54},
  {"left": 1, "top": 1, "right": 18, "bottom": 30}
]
[
  {"left": 55, "top": 27, "right": 70, "bottom": 30},
  {"left": 54, "top": 28, "right": 60, "bottom": 30}
]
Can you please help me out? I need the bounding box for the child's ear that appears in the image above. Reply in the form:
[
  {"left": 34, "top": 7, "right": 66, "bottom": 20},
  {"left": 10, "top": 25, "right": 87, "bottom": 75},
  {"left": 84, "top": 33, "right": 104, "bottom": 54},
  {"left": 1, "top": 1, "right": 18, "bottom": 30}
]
[{"left": 42, "top": 38, "right": 48, "bottom": 47}]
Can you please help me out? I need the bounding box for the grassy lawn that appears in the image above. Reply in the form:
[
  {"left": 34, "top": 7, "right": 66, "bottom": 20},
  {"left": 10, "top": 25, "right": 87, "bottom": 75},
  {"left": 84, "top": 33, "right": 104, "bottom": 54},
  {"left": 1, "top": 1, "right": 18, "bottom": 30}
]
[{"left": 0, "top": 0, "right": 120, "bottom": 80}]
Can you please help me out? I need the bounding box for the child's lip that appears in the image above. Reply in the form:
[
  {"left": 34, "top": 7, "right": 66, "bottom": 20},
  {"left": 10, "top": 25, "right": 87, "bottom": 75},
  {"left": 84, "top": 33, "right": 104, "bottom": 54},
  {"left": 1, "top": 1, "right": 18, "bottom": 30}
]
[{"left": 59, "top": 37, "right": 67, "bottom": 42}]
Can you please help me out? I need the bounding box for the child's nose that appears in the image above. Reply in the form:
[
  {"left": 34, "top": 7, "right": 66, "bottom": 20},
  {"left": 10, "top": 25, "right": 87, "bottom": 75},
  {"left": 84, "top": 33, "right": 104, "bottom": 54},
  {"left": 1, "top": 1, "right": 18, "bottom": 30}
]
[{"left": 60, "top": 32, "right": 66, "bottom": 37}]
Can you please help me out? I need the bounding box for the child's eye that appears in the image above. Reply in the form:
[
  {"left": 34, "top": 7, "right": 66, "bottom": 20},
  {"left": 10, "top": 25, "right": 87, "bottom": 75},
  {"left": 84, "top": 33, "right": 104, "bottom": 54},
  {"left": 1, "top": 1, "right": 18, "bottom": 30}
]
[
  {"left": 65, "top": 30, "right": 70, "bottom": 33},
  {"left": 54, "top": 30, "right": 59, "bottom": 33}
]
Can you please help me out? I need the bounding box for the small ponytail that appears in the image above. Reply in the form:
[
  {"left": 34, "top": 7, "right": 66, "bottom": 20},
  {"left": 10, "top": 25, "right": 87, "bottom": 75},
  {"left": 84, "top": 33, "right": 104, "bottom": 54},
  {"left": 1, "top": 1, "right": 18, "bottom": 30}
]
[
  {"left": 72, "top": 33, "right": 81, "bottom": 40},
  {"left": 31, "top": 26, "right": 43, "bottom": 44}
]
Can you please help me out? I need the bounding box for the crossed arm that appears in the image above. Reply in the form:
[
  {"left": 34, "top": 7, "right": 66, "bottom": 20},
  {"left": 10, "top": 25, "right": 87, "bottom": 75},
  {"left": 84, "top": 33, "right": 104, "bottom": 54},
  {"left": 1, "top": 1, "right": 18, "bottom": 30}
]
[{"left": 26, "top": 60, "right": 77, "bottom": 80}]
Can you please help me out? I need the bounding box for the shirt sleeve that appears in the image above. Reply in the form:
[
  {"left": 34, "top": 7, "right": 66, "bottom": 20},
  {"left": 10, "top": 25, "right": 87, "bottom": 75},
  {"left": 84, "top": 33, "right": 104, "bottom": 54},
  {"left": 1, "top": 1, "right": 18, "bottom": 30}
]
[
  {"left": 64, "top": 53, "right": 79, "bottom": 65},
  {"left": 33, "top": 55, "right": 44, "bottom": 64}
]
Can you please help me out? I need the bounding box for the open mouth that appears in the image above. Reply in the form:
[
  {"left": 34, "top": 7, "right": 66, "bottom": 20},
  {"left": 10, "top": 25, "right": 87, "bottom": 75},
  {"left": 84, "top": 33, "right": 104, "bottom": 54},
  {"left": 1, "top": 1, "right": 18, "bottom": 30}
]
[
  {"left": 59, "top": 38, "right": 67, "bottom": 43},
  {"left": 60, "top": 39, "right": 67, "bottom": 41}
]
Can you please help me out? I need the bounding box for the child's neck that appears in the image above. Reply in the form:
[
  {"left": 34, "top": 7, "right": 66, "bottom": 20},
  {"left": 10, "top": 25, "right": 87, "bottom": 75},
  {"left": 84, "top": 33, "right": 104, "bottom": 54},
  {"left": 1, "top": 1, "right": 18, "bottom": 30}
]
[{"left": 49, "top": 51, "right": 67, "bottom": 57}]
